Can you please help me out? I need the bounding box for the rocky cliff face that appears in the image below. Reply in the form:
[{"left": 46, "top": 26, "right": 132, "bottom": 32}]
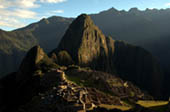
[
  {"left": 51, "top": 14, "right": 163, "bottom": 97},
  {"left": 52, "top": 14, "right": 114, "bottom": 73}
]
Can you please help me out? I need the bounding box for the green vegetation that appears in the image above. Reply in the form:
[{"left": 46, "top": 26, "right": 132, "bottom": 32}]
[
  {"left": 36, "top": 55, "right": 60, "bottom": 73},
  {"left": 137, "top": 100, "right": 168, "bottom": 108},
  {"left": 99, "top": 104, "right": 131, "bottom": 111},
  {"left": 0, "top": 30, "right": 37, "bottom": 54},
  {"left": 57, "top": 50, "right": 74, "bottom": 66},
  {"left": 66, "top": 73, "right": 114, "bottom": 95},
  {"left": 149, "top": 104, "right": 169, "bottom": 112},
  {"left": 136, "top": 100, "right": 169, "bottom": 112}
]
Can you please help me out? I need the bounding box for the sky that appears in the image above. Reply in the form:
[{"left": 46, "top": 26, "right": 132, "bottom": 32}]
[{"left": 0, "top": 0, "right": 170, "bottom": 31}]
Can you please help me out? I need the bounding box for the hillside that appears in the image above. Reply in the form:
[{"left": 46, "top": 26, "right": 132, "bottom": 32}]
[
  {"left": 0, "top": 46, "right": 164, "bottom": 112},
  {"left": 0, "top": 29, "right": 37, "bottom": 76},
  {"left": 0, "top": 17, "right": 73, "bottom": 76}
]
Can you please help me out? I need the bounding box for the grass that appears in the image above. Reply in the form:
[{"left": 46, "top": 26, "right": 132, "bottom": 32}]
[
  {"left": 149, "top": 104, "right": 169, "bottom": 112},
  {"left": 137, "top": 100, "right": 168, "bottom": 108},
  {"left": 137, "top": 100, "right": 169, "bottom": 112},
  {"left": 99, "top": 104, "right": 131, "bottom": 111},
  {"left": 98, "top": 100, "right": 169, "bottom": 112},
  {"left": 65, "top": 73, "right": 114, "bottom": 96}
]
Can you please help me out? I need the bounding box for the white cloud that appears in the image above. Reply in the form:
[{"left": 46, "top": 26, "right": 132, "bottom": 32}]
[
  {"left": 40, "top": 0, "right": 66, "bottom": 3},
  {"left": 15, "top": 0, "right": 40, "bottom": 8},
  {"left": 38, "top": 10, "right": 64, "bottom": 18},
  {"left": 0, "top": 5, "right": 5, "bottom": 9},
  {"left": 0, "top": 0, "right": 39, "bottom": 9},
  {"left": 52, "top": 10, "right": 64, "bottom": 13},
  {"left": 0, "top": 0, "right": 66, "bottom": 29},
  {"left": 0, "top": 17, "right": 26, "bottom": 28},
  {"left": 0, "top": 9, "right": 37, "bottom": 19},
  {"left": 165, "top": 3, "right": 170, "bottom": 7},
  {"left": 0, "top": 8, "right": 37, "bottom": 29},
  {"left": 13, "top": 9, "right": 37, "bottom": 19}
]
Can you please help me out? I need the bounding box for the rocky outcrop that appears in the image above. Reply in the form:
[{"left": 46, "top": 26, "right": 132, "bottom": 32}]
[{"left": 16, "top": 45, "right": 47, "bottom": 82}]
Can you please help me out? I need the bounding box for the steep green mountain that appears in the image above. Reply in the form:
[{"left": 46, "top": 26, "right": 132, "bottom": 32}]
[
  {"left": 51, "top": 14, "right": 112, "bottom": 73},
  {"left": 51, "top": 14, "right": 163, "bottom": 97},
  {"left": 0, "top": 17, "right": 73, "bottom": 76}
]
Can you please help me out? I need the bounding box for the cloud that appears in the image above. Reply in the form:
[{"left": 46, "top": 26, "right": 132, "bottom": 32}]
[
  {"left": 40, "top": 0, "right": 66, "bottom": 3},
  {"left": 0, "top": 0, "right": 66, "bottom": 29},
  {"left": 15, "top": 0, "right": 40, "bottom": 8},
  {"left": 0, "top": 0, "right": 39, "bottom": 29},
  {"left": 0, "top": 7, "right": 37, "bottom": 29},
  {"left": 0, "top": 9, "right": 37, "bottom": 19},
  {"left": 37, "top": 9, "right": 64, "bottom": 19},
  {"left": 0, "top": 0, "right": 39, "bottom": 9},
  {"left": 165, "top": 3, "right": 170, "bottom": 7},
  {"left": 13, "top": 9, "right": 37, "bottom": 19},
  {"left": 39, "top": 10, "right": 64, "bottom": 17},
  {"left": 0, "top": 5, "right": 5, "bottom": 9},
  {"left": 52, "top": 10, "right": 64, "bottom": 13},
  {"left": 0, "top": 17, "right": 26, "bottom": 28}
]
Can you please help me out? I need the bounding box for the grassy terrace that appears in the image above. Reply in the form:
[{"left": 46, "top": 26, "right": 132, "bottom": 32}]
[
  {"left": 65, "top": 67, "right": 169, "bottom": 112},
  {"left": 137, "top": 100, "right": 169, "bottom": 108},
  {"left": 99, "top": 104, "right": 131, "bottom": 111}
]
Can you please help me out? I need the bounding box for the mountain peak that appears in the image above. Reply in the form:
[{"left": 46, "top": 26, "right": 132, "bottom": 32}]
[
  {"left": 108, "top": 7, "right": 118, "bottom": 12},
  {"left": 70, "top": 14, "right": 94, "bottom": 29},
  {"left": 129, "top": 7, "right": 140, "bottom": 12},
  {"left": 52, "top": 14, "right": 109, "bottom": 70},
  {"left": 55, "top": 13, "right": 105, "bottom": 52},
  {"left": 16, "top": 45, "right": 46, "bottom": 82}
]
